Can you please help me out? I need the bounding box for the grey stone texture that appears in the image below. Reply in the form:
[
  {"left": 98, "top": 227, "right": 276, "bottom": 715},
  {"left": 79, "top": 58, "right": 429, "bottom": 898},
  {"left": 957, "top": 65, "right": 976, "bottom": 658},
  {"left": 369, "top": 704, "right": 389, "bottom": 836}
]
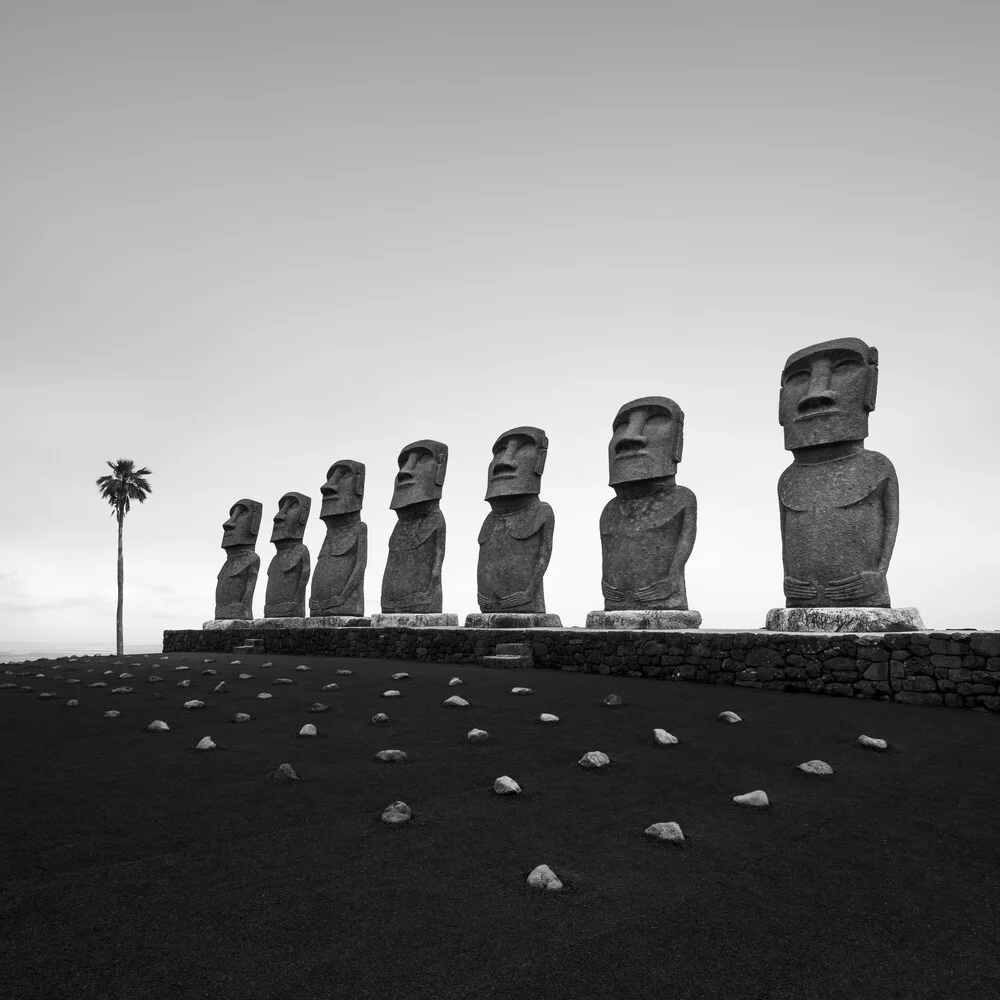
[
  {"left": 164, "top": 626, "right": 1000, "bottom": 714},
  {"left": 310, "top": 460, "right": 368, "bottom": 618},
  {"left": 766, "top": 606, "right": 925, "bottom": 632},
  {"left": 477, "top": 427, "right": 555, "bottom": 615},
  {"left": 586, "top": 610, "right": 703, "bottom": 630},
  {"left": 371, "top": 613, "right": 459, "bottom": 627},
  {"left": 264, "top": 492, "right": 312, "bottom": 618},
  {"left": 777, "top": 339, "right": 902, "bottom": 609},
  {"left": 592, "top": 397, "right": 699, "bottom": 623},
  {"left": 203, "top": 619, "right": 251, "bottom": 631},
  {"left": 465, "top": 613, "right": 563, "bottom": 628},
  {"left": 381, "top": 440, "right": 448, "bottom": 614},
  {"left": 215, "top": 499, "right": 263, "bottom": 620}
]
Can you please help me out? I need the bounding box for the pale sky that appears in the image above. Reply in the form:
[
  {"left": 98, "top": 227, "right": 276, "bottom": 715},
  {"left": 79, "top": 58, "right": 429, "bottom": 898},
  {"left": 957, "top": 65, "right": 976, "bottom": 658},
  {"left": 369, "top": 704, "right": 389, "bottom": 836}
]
[{"left": 2, "top": 1, "right": 998, "bottom": 648}]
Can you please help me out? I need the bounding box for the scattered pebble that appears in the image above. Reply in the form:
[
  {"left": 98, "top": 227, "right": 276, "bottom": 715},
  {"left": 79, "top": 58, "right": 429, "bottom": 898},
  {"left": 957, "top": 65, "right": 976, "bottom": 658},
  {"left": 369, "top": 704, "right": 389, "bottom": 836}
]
[
  {"left": 261, "top": 661, "right": 273, "bottom": 667},
  {"left": 797, "top": 760, "right": 833, "bottom": 775},
  {"left": 119, "top": 672, "right": 133, "bottom": 679},
  {"left": 539, "top": 713, "right": 559, "bottom": 723},
  {"left": 233, "top": 713, "right": 251, "bottom": 723},
  {"left": 147, "top": 676, "right": 163, "bottom": 684},
  {"left": 336, "top": 669, "right": 353, "bottom": 675},
  {"left": 298, "top": 724, "right": 317, "bottom": 737},
  {"left": 112, "top": 686, "right": 133, "bottom": 694},
  {"left": 494, "top": 776, "right": 520, "bottom": 795},
  {"left": 718, "top": 711, "right": 742, "bottom": 724},
  {"left": 257, "top": 693, "right": 273, "bottom": 700},
  {"left": 160, "top": 656, "right": 169, "bottom": 660},
  {"left": 653, "top": 729, "right": 679, "bottom": 745},
  {"left": 371, "top": 712, "right": 390, "bottom": 723},
  {"left": 195, "top": 736, "right": 216, "bottom": 751},
  {"left": 229, "top": 660, "right": 241, "bottom": 666},
  {"left": 467, "top": 728, "right": 489, "bottom": 742},
  {"left": 271, "top": 763, "right": 299, "bottom": 784},
  {"left": 88, "top": 682, "right": 107, "bottom": 689},
  {"left": 213, "top": 681, "right": 226, "bottom": 693},
  {"left": 321, "top": 682, "right": 339, "bottom": 691},
  {"left": 376, "top": 749, "right": 407, "bottom": 762},
  {"left": 511, "top": 687, "right": 533, "bottom": 695},
  {"left": 644, "top": 822, "right": 685, "bottom": 843},
  {"left": 274, "top": 678, "right": 294, "bottom": 685},
  {"left": 238, "top": 673, "right": 253, "bottom": 680},
  {"left": 578, "top": 751, "right": 611, "bottom": 768},
  {"left": 443, "top": 695, "right": 469, "bottom": 707},
  {"left": 381, "top": 800, "right": 411, "bottom": 824},
  {"left": 66, "top": 679, "right": 80, "bottom": 685},
  {"left": 201, "top": 669, "right": 218, "bottom": 676},
  {"left": 103, "top": 670, "right": 113, "bottom": 675},
  {"left": 382, "top": 690, "right": 402, "bottom": 698},
  {"left": 104, "top": 710, "right": 120, "bottom": 718},
  {"left": 176, "top": 680, "right": 191, "bottom": 688},
  {"left": 183, "top": 700, "right": 205, "bottom": 710},
  {"left": 147, "top": 720, "right": 170, "bottom": 732},
  {"left": 66, "top": 699, "right": 78, "bottom": 707},
  {"left": 603, "top": 693, "right": 623, "bottom": 706},
  {"left": 308, "top": 702, "right": 328, "bottom": 713},
  {"left": 527, "top": 864, "right": 562, "bottom": 891},
  {"left": 38, "top": 692, "right": 57, "bottom": 699},
  {"left": 448, "top": 677, "right": 463, "bottom": 686},
  {"left": 173, "top": 666, "right": 189, "bottom": 672},
  {"left": 733, "top": 790, "right": 769, "bottom": 808},
  {"left": 858, "top": 735, "right": 888, "bottom": 750},
  {"left": 203, "top": 659, "right": 216, "bottom": 664},
  {"left": 0, "top": 683, "right": 16, "bottom": 689},
  {"left": 295, "top": 665, "right": 310, "bottom": 672},
  {"left": 391, "top": 672, "right": 410, "bottom": 681}
]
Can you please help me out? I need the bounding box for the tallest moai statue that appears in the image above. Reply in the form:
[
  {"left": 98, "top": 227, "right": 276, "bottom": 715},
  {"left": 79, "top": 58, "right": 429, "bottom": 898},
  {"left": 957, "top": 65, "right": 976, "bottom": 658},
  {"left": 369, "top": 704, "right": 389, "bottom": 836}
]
[{"left": 766, "top": 338, "right": 923, "bottom": 631}]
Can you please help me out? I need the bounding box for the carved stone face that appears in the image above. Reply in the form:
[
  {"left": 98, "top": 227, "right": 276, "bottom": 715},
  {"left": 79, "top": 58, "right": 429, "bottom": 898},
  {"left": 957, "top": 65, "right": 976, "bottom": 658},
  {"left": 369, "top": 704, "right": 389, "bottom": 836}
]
[
  {"left": 779, "top": 338, "right": 878, "bottom": 451},
  {"left": 390, "top": 440, "right": 448, "bottom": 510},
  {"left": 608, "top": 397, "right": 684, "bottom": 486},
  {"left": 221, "top": 499, "right": 262, "bottom": 548},
  {"left": 320, "top": 461, "right": 365, "bottom": 518},
  {"left": 486, "top": 426, "right": 547, "bottom": 499},
  {"left": 270, "top": 492, "right": 311, "bottom": 542}
]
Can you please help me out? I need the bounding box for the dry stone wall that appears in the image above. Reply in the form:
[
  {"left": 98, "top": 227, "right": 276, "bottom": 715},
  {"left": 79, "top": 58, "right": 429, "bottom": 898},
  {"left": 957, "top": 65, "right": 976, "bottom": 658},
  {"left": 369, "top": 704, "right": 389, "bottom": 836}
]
[{"left": 162, "top": 627, "right": 1000, "bottom": 713}]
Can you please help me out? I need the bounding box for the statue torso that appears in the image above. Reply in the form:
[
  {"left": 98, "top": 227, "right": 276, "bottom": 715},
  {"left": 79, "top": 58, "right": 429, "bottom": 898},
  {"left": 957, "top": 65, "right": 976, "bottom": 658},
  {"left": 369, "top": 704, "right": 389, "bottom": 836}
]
[{"left": 477, "top": 500, "right": 552, "bottom": 610}]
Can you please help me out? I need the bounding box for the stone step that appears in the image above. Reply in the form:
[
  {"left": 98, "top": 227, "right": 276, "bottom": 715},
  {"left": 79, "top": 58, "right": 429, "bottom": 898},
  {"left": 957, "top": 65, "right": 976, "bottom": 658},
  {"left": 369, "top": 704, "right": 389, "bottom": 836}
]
[
  {"left": 481, "top": 655, "right": 527, "bottom": 669},
  {"left": 232, "top": 644, "right": 259, "bottom": 654},
  {"left": 496, "top": 643, "right": 532, "bottom": 659}
]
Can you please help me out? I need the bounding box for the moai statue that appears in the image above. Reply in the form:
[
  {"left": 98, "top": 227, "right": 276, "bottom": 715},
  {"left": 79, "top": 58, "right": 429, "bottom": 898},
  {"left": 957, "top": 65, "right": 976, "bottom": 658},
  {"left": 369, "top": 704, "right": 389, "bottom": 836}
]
[
  {"left": 465, "top": 426, "right": 561, "bottom": 628},
  {"left": 586, "top": 397, "right": 701, "bottom": 629},
  {"left": 375, "top": 440, "right": 457, "bottom": 626},
  {"left": 262, "top": 492, "right": 312, "bottom": 619},
  {"left": 308, "top": 460, "right": 369, "bottom": 624},
  {"left": 213, "top": 499, "right": 263, "bottom": 621},
  {"left": 766, "top": 338, "right": 923, "bottom": 631}
]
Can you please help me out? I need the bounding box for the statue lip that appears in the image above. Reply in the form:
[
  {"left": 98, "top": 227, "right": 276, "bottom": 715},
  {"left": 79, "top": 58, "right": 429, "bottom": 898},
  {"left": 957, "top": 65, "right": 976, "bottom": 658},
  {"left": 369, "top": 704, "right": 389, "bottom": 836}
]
[
  {"left": 613, "top": 449, "right": 648, "bottom": 459},
  {"left": 490, "top": 470, "right": 518, "bottom": 479},
  {"left": 795, "top": 407, "right": 840, "bottom": 421}
]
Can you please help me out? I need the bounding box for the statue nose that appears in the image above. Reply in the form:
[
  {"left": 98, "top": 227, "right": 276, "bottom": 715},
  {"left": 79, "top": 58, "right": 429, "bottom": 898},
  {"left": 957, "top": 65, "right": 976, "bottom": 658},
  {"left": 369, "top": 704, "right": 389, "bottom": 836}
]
[{"left": 615, "top": 434, "right": 646, "bottom": 454}]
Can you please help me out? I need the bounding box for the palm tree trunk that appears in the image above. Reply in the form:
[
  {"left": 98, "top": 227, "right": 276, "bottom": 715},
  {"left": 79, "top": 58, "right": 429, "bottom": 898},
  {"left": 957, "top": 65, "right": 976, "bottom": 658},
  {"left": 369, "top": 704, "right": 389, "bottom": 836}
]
[{"left": 117, "top": 511, "right": 124, "bottom": 656}]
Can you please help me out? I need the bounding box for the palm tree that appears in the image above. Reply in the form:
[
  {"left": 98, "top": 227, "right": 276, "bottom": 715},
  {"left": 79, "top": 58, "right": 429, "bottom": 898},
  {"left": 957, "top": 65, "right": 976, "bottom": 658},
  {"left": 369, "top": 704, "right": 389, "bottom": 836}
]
[{"left": 96, "top": 459, "right": 153, "bottom": 656}]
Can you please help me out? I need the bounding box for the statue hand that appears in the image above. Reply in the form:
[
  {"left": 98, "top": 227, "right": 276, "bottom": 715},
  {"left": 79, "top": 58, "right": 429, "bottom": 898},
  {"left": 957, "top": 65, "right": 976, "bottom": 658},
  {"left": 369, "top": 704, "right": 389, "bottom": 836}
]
[
  {"left": 407, "top": 591, "right": 433, "bottom": 609},
  {"left": 602, "top": 581, "right": 625, "bottom": 607},
  {"left": 478, "top": 591, "right": 499, "bottom": 612},
  {"left": 499, "top": 591, "right": 531, "bottom": 610},
  {"left": 784, "top": 576, "right": 818, "bottom": 601},
  {"left": 634, "top": 578, "right": 678, "bottom": 604},
  {"left": 826, "top": 570, "right": 884, "bottom": 603}
]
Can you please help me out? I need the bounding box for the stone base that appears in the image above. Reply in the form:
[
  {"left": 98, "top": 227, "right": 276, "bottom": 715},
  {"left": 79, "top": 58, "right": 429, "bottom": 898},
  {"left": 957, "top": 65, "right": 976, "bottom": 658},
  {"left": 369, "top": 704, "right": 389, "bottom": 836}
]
[
  {"left": 585, "top": 610, "right": 703, "bottom": 630},
  {"left": 464, "top": 613, "right": 563, "bottom": 629},
  {"left": 202, "top": 619, "right": 251, "bottom": 631},
  {"left": 250, "top": 617, "right": 310, "bottom": 630},
  {"left": 765, "top": 606, "right": 926, "bottom": 632},
  {"left": 370, "top": 613, "right": 460, "bottom": 628},
  {"left": 305, "top": 616, "right": 371, "bottom": 628}
]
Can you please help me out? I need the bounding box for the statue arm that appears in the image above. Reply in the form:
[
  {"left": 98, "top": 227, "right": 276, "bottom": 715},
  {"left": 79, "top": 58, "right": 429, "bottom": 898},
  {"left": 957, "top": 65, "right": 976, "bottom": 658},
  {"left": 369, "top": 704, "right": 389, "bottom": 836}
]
[
  {"left": 341, "top": 526, "right": 368, "bottom": 600},
  {"left": 879, "top": 473, "right": 899, "bottom": 574},
  {"left": 431, "top": 523, "right": 445, "bottom": 581},
  {"left": 667, "top": 495, "right": 696, "bottom": 580}
]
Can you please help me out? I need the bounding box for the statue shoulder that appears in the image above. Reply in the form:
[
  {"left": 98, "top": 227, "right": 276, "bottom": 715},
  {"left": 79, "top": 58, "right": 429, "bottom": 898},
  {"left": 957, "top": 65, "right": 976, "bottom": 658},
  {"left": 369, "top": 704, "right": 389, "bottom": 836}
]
[
  {"left": 780, "top": 450, "right": 895, "bottom": 510},
  {"left": 509, "top": 500, "right": 554, "bottom": 539},
  {"left": 324, "top": 522, "right": 364, "bottom": 556},
  {"left": 389, "top": 510, "right": 443, "bottom": 550},
  {"left": 599, "top": 497, "right": 623, "bottom": 535}
]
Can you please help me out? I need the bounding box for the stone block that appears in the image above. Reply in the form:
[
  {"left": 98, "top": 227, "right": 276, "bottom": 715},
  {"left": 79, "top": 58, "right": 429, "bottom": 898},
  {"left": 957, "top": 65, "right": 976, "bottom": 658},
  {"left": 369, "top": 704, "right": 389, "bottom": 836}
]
[
  {"left": 947, "top": 668, "right": 972, "bottom": 683},
  {"left": 371, "top": 614, "right": 459, "bottom": 627},
  {"left": 464, "top": 613, "right": 562, "bottom": 628},
  {"left": 585, "top": 610, "right": 702, "bottom": 630},
  {"left": 863, "top": 663, "right": 888, "bottom": 682},
  {"left": 827, "top": 683, "right": 853, "bottom": 697},
  {"left": 902, "top": 676, "right": 938, "bottom": 693},
  {"left": 764, "top": 607, "right": 925, "bottom": 632},
  {"left": 745, "top": 647, "right": 784, "bottom": 668},
  {"left": 305, "top": 616, "right": 371, "bottom": 628},
  {"left": 970, "top": 634, "right": 1000, "bottom": 657},
  {"left": 202, "top": 619, "right": 251, "bottom": 631}
]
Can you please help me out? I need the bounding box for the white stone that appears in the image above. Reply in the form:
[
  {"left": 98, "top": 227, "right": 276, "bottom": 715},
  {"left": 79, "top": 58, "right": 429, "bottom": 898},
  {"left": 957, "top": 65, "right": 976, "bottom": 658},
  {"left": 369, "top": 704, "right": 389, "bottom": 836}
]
[
  {"left": 578, "top": 751, "right": 610, "bottom": 768},
  {"left": 527, "top": 864, "right": 563, "bottom": 891},
  {"left": 66, "top": 699, "right": 78, "bottom": 706},
  {"left": 296, "top": 664, "right": 310, "bottom": 671},
  {"left": 858, "top": 734, "right": 888, "bottom": 750},
  {"left": 104, "top": 710, "right": 120, "bottom": 718},
  {"left": 511, "top": 687, "right": 532, "bottom": 695},
  {"left": 467, "top": 728, "right": 489, "bottom": 742},
  {"left": 230, "top": 660, "right": 241, "bottom": 665},
  {"left": 119, "top": 672, "right": 133, "bottom": 679},
  {"left": 202, "top": 659, "right": 214, "bottom": 664},
  {"left": 160, "top": 656, "right": 169, "bottom": 660},
  {"left": 103, "top": 670, "right": 113, "bottom": 674},
  {"left": 176, "top": 679, "right": 190, "bottom": 688},
  {"left": 202, "top": 668, "right": 218, "bottom": 675},
  {"left": 173, "top": 666, "right": 188, "bottom": 672},
  {"left": 603, "top": 693, "right": 623, "bottom": 706},
  {"left": 653, "top": 729, "right": 679, "bottom": 745},
  {"left": 392, "top": 672, "right": 410, "bottom": 680},
  {"left": 272, "top": 763, "right": 299, "bottom": 782},
  {"left": 539, "top": 713, "right": 559, "bottom": 723},
  {"left": 382, "top": 800, "right": 411, "bottom": 824},
  {"left": 308, "top": 702, "right": 328, "bottom": 713},
  {"left": 321, "top": 682, "right": 339, "bottom": 691},
  {"left": 147, "top": 676, "right": 162, "bottom": 683},
  {"left": 112, "top": 686, "right": 132, "bottom": 694},
  {"left": 195, "top": 736, "right": 216, "bottom": 750},
  {"left": 261, "top": 661, "right": 273, "bottom": 667},
  {"left": 798, "top": 760, "right": 834, "bottom": 775},
  {"left": 239, "top": 673, "right": 252, "bottom": 680},
  {"left": 213, "top": 681, "right": 226, "bottom": 693},
  {"left": 733, "top": 790, "right": 769, "bottom": 808},
  {"left": 183, "top": 700, "right": 205, "bottom": 710},
  {"left": 256, "top": 692, "right": 273, "bottom": 700},
  {"left": 88, "top": 682, "right": 107, "bottom": 688},
  {"left": 233, "top": 713, "right": 251, "bottom": 722},
  {"left": 147, "top": 720, "right": 170, "bottom": 732},
  {"left": 494, "top": 775, "right": 520, "bottom": 794},
  {"left": 443, "top": 695, "right": 469, "bottom": 707},
  {"left": 376, "top": 749, "right": 407, "bottom": 762},
  {"left": 337, "top": 669, "right": 353, "bottom": 675},
  {"left": 448, "top": 677, "right": 463, "bottom": 686},
  {"left": 298, "top": 724, "right": 317, "bottom": 737},
  {"left": 372, "top": 712, "right": 389, "bottom": 723},
  {"left": 38, "top": 692, "right": 57, "bottom": 699},
  {"left": 382, "top": 689, "right": 402, "bottom": 698},
  {"left": 644, "top": 821, "right": 685, "bottom": 843},
  {"left": 718, "top": 711, "right": 742, "bottom": 723}
]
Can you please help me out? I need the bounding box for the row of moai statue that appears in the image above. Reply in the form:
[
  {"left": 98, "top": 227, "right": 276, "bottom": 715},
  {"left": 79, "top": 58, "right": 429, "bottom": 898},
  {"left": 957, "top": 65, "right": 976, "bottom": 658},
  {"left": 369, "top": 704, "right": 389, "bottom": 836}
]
[{"left": 210, "top": 339, "right": 923, "bottom": 632}]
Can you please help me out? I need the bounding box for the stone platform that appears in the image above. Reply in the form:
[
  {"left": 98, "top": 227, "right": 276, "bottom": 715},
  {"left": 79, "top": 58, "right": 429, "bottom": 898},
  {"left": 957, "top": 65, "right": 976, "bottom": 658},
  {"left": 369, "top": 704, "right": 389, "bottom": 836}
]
[
  {"left": 765, "top": 607, "right": 925, "bottom": 633},
  {"left": 369, "top": 613, "right": 459, "bottom": 627},
  {"left": 464, "top": 613, "right": 563, "bottom": 628},
  {"left": 586, "top": 610, "right": 703, "bottom": 630}
]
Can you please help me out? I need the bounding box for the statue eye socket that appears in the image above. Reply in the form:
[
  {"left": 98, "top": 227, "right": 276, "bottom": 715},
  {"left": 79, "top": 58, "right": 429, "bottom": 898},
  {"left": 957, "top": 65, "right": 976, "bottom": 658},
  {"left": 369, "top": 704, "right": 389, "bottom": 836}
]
[
  {"left": 834, "top": 359, "right": 861, "bottom": 372},
  {"left": 784, "top": 370, "right": 809, "bottom": 386}
]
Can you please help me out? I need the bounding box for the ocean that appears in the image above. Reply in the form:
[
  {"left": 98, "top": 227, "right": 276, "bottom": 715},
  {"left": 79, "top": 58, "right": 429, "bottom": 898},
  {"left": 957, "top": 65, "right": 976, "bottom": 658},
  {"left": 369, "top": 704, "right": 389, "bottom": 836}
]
[{"left": 0, "top": 641, "right": 163, "bottom": 664}]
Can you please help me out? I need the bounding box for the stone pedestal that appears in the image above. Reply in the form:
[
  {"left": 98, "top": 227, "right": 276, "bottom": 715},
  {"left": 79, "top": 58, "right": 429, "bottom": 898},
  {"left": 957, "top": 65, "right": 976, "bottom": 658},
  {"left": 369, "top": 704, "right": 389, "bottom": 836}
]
[
  {"left": 250, "top": 617, "right": 309, "bottom": 629},
  {"left": 371, "top": 613, "right": 459, "bottom": 628},
  {"left": 765, "top": 607, "right": 925, "bottom": 632},
  {"left": 202, "top": 619, "right": 251, "bottom": 631},
  {"left": 305, "top": 616, "right": 371, "bottom": 628},
  {"left": 464, "top": 613, "right": 562, "bottom": 629},
  {"left": 586, "top": 610, "right": 702, "bottom": 630}
]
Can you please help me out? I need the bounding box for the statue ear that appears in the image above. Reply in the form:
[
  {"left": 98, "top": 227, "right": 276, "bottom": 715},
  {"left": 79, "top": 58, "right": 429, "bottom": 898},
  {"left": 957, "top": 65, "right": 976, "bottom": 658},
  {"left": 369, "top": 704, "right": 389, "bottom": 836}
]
[
  {"left": 355, "top": 469, "right": 365, "bottom": 497},
  {"left": 249, "top": 503, "right": 262, "bottom": 535},
  {"left": 673, "top": 415, "right": 685, "bottom": 464},
  {"left": 865, "top": 365, "right": 879, "bottom": 412},
  {"left": 535, "top": 445, "right": 548, "bottom": 477},
  {"left": 435, "top": 455, "right": 447, "bottom": 487},
  {"left": 299, "top": 498, "right": 311, "bottom": 526}
]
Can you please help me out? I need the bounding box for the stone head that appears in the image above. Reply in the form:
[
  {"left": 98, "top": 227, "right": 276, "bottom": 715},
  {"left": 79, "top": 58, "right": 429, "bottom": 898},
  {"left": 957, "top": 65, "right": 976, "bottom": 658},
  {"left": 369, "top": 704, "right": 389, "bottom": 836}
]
[
  {"left": 390, "top": 440, "right": 448, "bottom": 510},
  {"left": 221, "top": 499, "right": 262, "bottom": 548},
  {"left": 269, "top": 491, "right": 312, "bottom": 543},
  {"left": 779, "top": 338, "right": 879, "bottom": 451},
  {"left": 485, "top": 426, "right": 548, "bottom": 499},
  {"left": 320, "top": 460, "right": 365, "bottom": 518},
  {"left": 608, "top": 397, "right": 684, "bottom": 487}
]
